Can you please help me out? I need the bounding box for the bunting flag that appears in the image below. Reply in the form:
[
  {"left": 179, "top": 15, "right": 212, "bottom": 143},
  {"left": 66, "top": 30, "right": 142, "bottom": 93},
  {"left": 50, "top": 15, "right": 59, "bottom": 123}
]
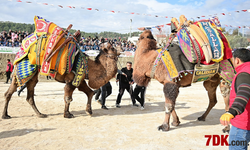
[
  {"left": 7, "top": 0, "right": 250, "bottom": 21},
  {"left": 5, "top": 0, "right": 250, "bottom": 30}
]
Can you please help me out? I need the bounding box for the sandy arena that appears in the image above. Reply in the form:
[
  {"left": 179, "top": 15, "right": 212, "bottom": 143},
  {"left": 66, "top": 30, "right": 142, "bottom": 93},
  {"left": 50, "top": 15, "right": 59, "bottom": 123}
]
[{"left": 0, "top": 79, "right": 247, "bottom": 150}]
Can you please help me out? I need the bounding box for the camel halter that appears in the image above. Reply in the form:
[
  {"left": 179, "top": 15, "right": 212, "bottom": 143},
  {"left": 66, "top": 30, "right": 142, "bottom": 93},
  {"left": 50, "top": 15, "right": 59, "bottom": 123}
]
[{"left": 104, "top": 53, "right": 118, "bottom": 61}]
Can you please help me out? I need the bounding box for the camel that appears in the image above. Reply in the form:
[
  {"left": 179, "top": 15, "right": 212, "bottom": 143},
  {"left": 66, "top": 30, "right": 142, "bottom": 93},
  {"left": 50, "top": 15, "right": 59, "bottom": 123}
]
[
  {"left": 133, "top": 30, "right": 231, "bottom": 131},
  {"left": 2, "top": 42, "right": 121, "bottom": 119}
]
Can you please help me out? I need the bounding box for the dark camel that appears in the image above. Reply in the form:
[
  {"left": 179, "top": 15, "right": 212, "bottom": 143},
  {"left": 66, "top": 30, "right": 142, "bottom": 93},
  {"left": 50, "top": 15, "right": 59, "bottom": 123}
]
[
  {"left": 2, "top": 43, "right": 121, "bottom": 119},
  {"left": 133, "top": 30, "right": 231, "bottom": 131}
]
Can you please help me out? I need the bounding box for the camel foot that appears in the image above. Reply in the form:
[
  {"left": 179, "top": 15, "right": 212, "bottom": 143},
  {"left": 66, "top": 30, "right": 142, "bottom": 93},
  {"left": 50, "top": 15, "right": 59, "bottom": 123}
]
[
  {"left": 64, "top": 112, "right": 74, "bottom": 118},
  {"left": 171, "top": 120, "right": 181, "bottom": 127},
  {"left": 85, "top": 108, "right": 92, "bottom": 116},
  {"left": 222, "top": 125, "right": 230, "bottom": 133},
  {"left": 158, "top": 124, "right": 170, "bottom": 131},
  {"left": 197, "top": 116, "right": 205, "bottom": 121},
  {"left": 37, "top": 114, "right": 48, "bottom": 118},
  {"left": 2, "top": 114, "right": 11, "bottom": 119}
]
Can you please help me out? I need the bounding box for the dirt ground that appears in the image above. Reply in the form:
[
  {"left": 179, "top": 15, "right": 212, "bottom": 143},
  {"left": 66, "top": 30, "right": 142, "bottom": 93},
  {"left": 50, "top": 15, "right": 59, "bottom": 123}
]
[{"left": 0, "top": 79, "right": 247, "bottom": 150}]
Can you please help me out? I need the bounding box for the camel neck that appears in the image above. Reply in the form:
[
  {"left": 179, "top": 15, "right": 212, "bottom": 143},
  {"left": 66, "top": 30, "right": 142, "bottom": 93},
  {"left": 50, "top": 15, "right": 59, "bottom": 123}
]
[{"left": 98, "top": 55, "right": 117, "bottom": 80}]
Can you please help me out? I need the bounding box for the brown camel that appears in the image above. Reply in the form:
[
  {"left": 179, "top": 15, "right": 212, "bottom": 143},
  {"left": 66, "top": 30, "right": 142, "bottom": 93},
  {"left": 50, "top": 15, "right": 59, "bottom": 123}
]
[
  {"left": 2, "top": 42, "right": 121, "bottom": 119},
  {"left": 133, "top": 30, "right": 231, "bottom": 131}
]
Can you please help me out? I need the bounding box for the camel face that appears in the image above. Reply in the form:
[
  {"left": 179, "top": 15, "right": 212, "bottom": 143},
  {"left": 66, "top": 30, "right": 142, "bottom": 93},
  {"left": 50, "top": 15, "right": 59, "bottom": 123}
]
[
  {"left": 100, "top": 42, "right": 121, "bottom": 60},
  {"left": 138, "top": 30, "right": 155, "bottom": 41},
  {"left": 136, "top": 30, "right": 157, "bottom": 53}
]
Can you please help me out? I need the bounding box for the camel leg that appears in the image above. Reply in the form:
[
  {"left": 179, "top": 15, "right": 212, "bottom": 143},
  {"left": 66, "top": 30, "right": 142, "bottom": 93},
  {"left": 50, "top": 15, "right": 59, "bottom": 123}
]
[
  {"left": 158, "top": 82, "right": 179, "bottom": 131},
  {"left": 171, "top": 109, "right": 181, "bottom": 126},
  {"left": 64, "top": 82, "right": 76, "bottom": 118},
  {"left": 2, "top": 77, "right": 18, "bottom": 119},
  {"left": 198, "top": 77, "right": 220, "bottom": 121},
  {"left": 26, "top": 73, "right": 47, "bottom": 118},
  {"left": 78, "top": 80, "right": 94, "bottom": 116},
  {"left": 219, "top": 79, "right": 231, "bottom": 133}
]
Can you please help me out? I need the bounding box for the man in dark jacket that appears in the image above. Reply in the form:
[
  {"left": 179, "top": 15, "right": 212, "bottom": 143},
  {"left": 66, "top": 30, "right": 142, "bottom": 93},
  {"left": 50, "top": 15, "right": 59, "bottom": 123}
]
[{"left": 116, "top": 62, "right": 138, "bottom": 108}]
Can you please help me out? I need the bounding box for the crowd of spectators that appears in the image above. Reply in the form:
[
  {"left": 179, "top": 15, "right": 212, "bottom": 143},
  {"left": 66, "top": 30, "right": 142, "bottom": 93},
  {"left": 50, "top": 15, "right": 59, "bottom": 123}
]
[
  {"left": 0, "top": 30, "right": 29, "bottom": 47},
  {"left": 79, "top": 36, "right": 137, "bottom": 52},
  {"left": 0, "top": 30, "right": 137, "bottom": 51}
]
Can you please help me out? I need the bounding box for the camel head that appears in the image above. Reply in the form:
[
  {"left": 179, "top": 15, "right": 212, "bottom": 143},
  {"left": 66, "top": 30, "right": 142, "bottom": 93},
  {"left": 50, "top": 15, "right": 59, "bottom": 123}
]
[
  {"left": 97, "top": 42, "right": 120, "bottom": 62},
  {"left": 137, "top": 30, "right": 157, "bottom": 53}
]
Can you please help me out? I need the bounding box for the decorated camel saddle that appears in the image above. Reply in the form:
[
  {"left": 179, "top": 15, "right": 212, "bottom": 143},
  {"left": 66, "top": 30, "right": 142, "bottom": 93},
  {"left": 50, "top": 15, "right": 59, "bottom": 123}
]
[
  {"left": 13, "top": 16, "right": 88, "bottom": 87},
  {"left": 153, "top": 15, "right": 235, "bottom": 84}
]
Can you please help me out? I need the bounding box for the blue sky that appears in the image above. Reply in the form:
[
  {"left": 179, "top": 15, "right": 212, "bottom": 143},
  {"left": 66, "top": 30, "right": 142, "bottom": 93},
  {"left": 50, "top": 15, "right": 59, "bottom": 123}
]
[{"left": 0, "top": 0, "right": 249, "bottom": 34}]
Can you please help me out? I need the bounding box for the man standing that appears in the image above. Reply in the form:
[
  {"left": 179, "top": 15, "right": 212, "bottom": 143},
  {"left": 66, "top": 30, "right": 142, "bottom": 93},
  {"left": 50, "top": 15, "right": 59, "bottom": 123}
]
[
  {"left": 133, "top": 84, "right": 146, "bottom": 110},
  {"left": 5, "top": 59, "right": 13, "bottom": 84},
  {"left": 220, "top": 48, "right": 250, "bottom": 150},
  {"left": 99, "top": 82, "right": 112, "bottom": 110},
  {"left": 116, "top": 62, "right": 138, "bottom": 108}
]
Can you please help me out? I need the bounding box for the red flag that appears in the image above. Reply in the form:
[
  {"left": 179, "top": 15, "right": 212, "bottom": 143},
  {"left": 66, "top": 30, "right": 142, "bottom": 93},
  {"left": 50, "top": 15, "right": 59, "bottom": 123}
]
[
  {"left": 110, "top": 10, "right": 115, "bottom": 13},
  {"left": 165, "top": 16, "right": 168, "bottom": 18},
  {"left": 58, "top": 5, "right": 63, "bottom": 8},
  {"left": 43, "top": 3, "right": 48, "bottom": 5},
  {"left": 166, "top": 23, "right": 171, "bottom": 26},
  {"left": 225, "top": 25, "right": 228, "bottom": 27},
  {"left": 130, "top": 12, "right": 135, "bottom": 14},
  {"left": 238, "top": 26, "right": 241, "bottom": 28},
  {"left": 67, "top": 6, "right": 72, "bottom": 8},
  {"left": 87, "top": 8, "right": 92, "bottom": 10},
  {"left": 242, "top": 10, "right": 247, "bottom": 12},
  {"left": 17, "top": 0, "right": 22, "bottom": 2},
  {"left": 222, "top": 13, "right": 225, "bottom": 15},
  {"left": 201, "top": 16, "right": 205, "bottom": 17}
]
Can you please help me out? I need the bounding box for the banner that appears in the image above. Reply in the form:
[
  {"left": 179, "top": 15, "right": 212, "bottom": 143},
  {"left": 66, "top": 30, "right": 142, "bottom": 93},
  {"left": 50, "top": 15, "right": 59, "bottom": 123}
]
[{"left": 0, "top": 47, "right": 19, "bottom": 54}]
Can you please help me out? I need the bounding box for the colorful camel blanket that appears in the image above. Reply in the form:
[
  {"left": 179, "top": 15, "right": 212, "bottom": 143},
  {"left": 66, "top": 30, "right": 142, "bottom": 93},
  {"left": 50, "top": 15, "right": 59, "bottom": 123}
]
[
  {"left": 192, "top": 63, "right": 219, "bottom": 83},
  {"left": 156, "top": 44, "right": 195, "bottom": 80},
  {"left": 12, "top": 15, "right": 82, "bottom": 86},
  {"left": 177, "top": 28, "right": 198, "bottom": 63},
  {"left": 14, "top": 58, "right": 37, "bottom": 86},
  {"left": 156, "top": 48, "right": 178, "bottom": 79},
  {"left": 197, "top": 21, "right": 224, "bottom": 62},
  {"left": 13, "top": 33, "right": 37, "bottom": 65},
  {"left": 219, "top": 59, "right": 235, "bottom": 84},
  {"left": 168, "top": 44, "right": 195, "bottom": 77},
  {"left": 72, "top": 51, "right": 89, "bottom": 87}
]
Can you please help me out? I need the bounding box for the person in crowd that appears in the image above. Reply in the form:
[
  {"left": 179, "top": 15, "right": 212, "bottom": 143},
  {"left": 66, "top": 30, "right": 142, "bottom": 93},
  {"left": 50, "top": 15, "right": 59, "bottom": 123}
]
[
  {"left": 116, "top": 62, "right": 138, "bottom": 108},
  {"left": 5, "top": 59, "right": 13, "bottom": 84},
  {"left": 93, "top": 41, "right": 99, "bottom": 50},
  {"left": 220, "top": 48, "right": 250, "bottom": 150},
  {"left": 0, "top": 34, "right": 3, "bottom": 46}
]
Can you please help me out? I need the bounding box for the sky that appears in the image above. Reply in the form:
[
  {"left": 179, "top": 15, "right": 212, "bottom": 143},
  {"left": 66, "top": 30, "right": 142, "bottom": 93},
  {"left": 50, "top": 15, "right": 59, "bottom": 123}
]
[{"left": 0, "top": 0, "right": 249, "bottom": 34}]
